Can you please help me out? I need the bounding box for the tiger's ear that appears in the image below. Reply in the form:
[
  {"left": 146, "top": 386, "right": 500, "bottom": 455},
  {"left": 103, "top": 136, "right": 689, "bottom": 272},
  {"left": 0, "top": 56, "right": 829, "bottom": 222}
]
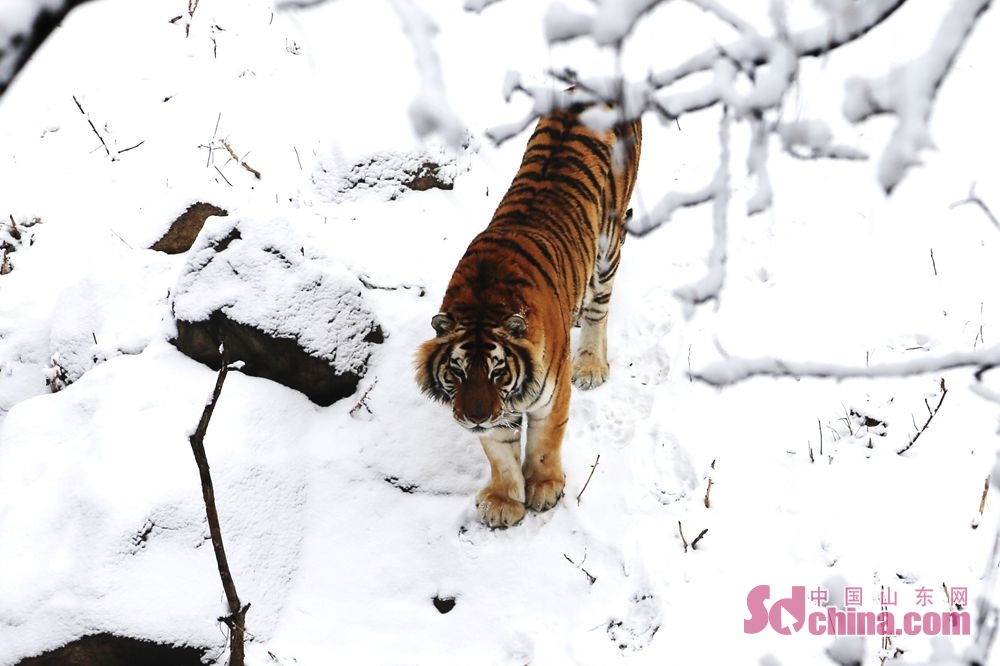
[
  {"left": 504, "top": 313, "right": 526, "bottom": 338},
  {"left": 431, "top": 312, "right": 455, "bottom": 337}
]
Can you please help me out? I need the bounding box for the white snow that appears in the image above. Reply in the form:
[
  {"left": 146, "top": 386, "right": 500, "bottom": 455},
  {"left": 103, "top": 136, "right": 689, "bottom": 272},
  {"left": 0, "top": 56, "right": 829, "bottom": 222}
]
[{"left": 0, "top": 1, "right": 999, "bottom": 665}]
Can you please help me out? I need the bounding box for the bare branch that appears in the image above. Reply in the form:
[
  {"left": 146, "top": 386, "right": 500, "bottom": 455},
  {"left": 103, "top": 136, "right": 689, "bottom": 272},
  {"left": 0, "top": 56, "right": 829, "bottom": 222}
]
[
  {"left": 897, "top": 378, "right": 947, "bottom": 455},
  {"left": 188, "top": 359, "right": 249, "bottom": 666},
  {"left": 221, "top": 139, "right": 262, "bottom": 179}
]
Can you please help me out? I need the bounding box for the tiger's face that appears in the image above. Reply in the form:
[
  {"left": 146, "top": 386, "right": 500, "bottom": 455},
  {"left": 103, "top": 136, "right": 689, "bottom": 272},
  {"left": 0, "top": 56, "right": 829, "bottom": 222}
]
[{"left": 415, "top": 312, "right": 536, "bottom": 432}]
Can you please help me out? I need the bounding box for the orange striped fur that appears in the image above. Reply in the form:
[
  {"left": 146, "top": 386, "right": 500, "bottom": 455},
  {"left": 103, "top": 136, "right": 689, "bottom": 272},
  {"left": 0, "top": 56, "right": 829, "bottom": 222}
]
[{"left": 416, "top": 106, "right": 641, "bottom": 527}]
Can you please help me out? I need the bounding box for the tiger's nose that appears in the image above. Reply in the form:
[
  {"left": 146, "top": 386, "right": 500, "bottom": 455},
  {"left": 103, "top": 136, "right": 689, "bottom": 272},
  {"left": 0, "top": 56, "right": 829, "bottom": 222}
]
[{"left": 462, "top": 407, "right": 491, "bottom": 425}]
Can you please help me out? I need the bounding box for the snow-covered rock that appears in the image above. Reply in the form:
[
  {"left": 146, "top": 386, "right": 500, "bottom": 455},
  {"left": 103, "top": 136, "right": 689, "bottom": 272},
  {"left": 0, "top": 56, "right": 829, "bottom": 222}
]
[{"left": 170, "top": 215, "right": 384, "bottom": 406}]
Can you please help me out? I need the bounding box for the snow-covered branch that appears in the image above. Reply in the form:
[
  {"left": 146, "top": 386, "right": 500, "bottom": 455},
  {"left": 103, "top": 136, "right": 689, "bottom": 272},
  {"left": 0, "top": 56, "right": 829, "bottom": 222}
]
[
  {"left": 842, "top": 0, "right": 994, "bottom": 193},
  {"left": 0, "top": 0, "right": 92, "bottom": 97},
  {"left": 388, "top": 0, "right": 466, "bottom": 149},
  {"left": 462, "top": 0, "right": 505, "bottom": 13},
  {"left": 690, "top": 344, "right": 1000, "bottom": 387},
  {"left": 489, "top": 0, "right": 993, "bottom": 237},
  {"left": 671, "top": 110, "right": 730, "bottom": 316}
]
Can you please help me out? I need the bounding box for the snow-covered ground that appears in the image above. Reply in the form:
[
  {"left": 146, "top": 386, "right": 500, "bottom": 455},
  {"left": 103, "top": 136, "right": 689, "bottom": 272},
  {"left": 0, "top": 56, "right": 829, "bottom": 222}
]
[{"left": 1, "top": 0, "right": 999, "bottom": 664}]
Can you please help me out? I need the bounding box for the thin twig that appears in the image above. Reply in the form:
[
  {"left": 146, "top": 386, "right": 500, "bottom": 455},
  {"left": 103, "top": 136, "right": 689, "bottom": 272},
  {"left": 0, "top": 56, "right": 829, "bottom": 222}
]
[
  {"left": 703, "top": 478, "right": 713, "bottom": 509},
  {"left": 897, "top": 378, "right": 947, "bottom": 455},
  {"left": 974, "top": 476, "right": 990, "bottom": 529},
  {"left": 349, "top": 378, "right": 379, "bottom": 417},
  {"left": 930, "top": 248, "right": 938, "bottom": 276},
  {"left": 678, "top": 521, "right": 688, "bottom": 552},
  {"left": 575, "top": 454, "right": 601, "bottom": 505},
  {"left": 72, "top": 95, "right": 110, "bottom": 156},
  {"left": 215, "top": 166, "right": 233, "bottom": 186},
  {"left": 221, "top": 138, "right": 262, "bottom": 179},
  {"left": 563, "top": 553, "right": 597, "bottom": 585},
  {"left": 118, "top": 140, "right": 145, "bottom": 155},
  {"left": 109, "top": 229, "right": 132, "bottom": 249},
  {"left": 690, "top": 528, "right": 708, "bottom": 550}
]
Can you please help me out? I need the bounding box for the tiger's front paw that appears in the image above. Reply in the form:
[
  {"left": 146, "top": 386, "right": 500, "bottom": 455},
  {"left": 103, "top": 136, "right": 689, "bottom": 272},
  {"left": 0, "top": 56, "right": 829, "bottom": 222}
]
[
  {"left": 572, "top": 353, "right": 609, "bottom": 390},
  {"left": 476, "top": 489, "right": 526, "bottom": 528},
  {"left": 525, "top": 475, "right": 565, "bottom": 512}
]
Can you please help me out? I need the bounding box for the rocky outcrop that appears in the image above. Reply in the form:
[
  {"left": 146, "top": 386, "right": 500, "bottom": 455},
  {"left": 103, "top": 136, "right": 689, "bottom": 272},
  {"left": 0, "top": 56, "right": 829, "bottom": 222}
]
[
  {"left": 14, "top": 634, "right": 206, "bottom": 666},
  {"left": 170, "top": 216, "right": 383, "bottom": 406}
]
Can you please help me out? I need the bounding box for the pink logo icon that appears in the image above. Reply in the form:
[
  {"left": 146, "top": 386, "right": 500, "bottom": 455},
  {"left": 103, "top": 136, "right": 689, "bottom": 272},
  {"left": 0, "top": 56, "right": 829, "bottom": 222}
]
[{"left": 745, "top": 585, "right": 806, "bottom": 635}]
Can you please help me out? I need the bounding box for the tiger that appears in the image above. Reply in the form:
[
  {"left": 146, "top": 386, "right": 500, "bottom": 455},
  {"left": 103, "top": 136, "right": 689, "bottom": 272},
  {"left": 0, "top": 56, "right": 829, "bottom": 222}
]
[{"left": 415, "top": 104, "right": 641, "bottom": 527}]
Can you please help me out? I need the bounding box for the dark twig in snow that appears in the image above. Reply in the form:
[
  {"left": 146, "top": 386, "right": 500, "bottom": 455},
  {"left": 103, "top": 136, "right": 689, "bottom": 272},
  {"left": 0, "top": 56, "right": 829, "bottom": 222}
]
[
  {"left": 189, "top": 356, "right": 250, "bottom": 666},
  {"left": 575, "top": 454, "right": 601, "bottom": 505},
  {"left": 72, "top": 95, "right": 110, "bottom": 157},
  {"left": 563, "top": 553, "right": 597, "bottom": 585},
  {"left": 215, "top": 166, "right": 233, "bottom": 187},
  {"left": 350, "top": 378, "right": 379, "bottom": 417},
  {"left": 897, "top": 378, "right": 947, "bottom": 455},
  {"left": 118, "top": 140, "right": 145, "bottom": 155}
]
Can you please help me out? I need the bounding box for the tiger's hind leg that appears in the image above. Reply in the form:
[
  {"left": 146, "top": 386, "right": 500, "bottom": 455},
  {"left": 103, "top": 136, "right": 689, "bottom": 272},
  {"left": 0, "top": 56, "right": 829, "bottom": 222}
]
[{"left": 572, "top": 229, "right": 624, "bottom": 390}]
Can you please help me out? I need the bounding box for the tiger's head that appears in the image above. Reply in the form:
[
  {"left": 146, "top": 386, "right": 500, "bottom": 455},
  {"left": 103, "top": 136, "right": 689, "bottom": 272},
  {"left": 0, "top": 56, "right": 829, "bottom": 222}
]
[{"left": 415, "top": 311, "right": 539, "bottom": 432}]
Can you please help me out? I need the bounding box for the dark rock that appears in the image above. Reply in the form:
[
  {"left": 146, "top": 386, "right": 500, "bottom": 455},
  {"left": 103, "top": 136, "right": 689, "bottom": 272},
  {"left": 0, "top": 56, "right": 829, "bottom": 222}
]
[
  {"left": 432, "top": 596, "right": 456, "bottom": 614},
  {"left": 14, "top": 633, "right": 207, "bottom": 666},
  {"left": 404, "top": 161, "right": 453, "bottom": 191},
  {"left": 170, "top": 216, "right": 383, "bottom": 406},
  {"left": 151, "top": 202, "right": 228, "bottom": 254}
]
